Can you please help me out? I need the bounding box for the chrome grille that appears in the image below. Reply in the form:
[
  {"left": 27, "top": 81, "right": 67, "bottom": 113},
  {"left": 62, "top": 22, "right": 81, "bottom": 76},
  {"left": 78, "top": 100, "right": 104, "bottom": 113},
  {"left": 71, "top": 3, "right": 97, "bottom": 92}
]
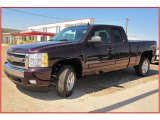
[{"left": 7, "top": 52, "right": 27, "bottom": 69}]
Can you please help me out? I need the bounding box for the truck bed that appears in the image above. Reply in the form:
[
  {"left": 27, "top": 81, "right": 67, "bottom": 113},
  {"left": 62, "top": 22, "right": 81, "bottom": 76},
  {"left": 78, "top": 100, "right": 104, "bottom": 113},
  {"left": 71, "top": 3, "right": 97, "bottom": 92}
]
[
  {"left": 128, "top": 40, "right": 157, "bottom": 63},
  {"left": 129, "top": 40, "right": 157, "bottom": 52}
]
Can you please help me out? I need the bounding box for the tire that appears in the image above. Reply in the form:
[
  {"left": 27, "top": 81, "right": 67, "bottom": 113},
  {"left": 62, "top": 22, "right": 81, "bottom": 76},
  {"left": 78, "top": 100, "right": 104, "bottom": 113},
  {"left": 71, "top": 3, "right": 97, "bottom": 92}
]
[
  {"left": 134, "top": 57, "right": 150, "bottom": 77},
  {"left": 55, "top": 65, "right": 76, "bottom": 97}
]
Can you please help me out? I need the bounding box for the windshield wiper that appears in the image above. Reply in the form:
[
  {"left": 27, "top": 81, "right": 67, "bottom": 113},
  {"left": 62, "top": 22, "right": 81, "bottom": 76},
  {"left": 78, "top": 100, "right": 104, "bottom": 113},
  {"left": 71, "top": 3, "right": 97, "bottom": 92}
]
[
  {"left": 49, "top": 39, "right": 68, "bottom": 41},
  {"left": 48, "top": 39, "right": 53, "bottom": 41},
  {"left": 58, "top": 39, "right": 68, "bottom": 41}
]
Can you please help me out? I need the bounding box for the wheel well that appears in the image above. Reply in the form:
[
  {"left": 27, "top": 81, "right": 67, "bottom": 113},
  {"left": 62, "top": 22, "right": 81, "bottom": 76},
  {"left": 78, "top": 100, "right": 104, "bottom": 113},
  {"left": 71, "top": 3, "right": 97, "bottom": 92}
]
[
  {"left": 141, "top": 51, "right": 152, "bottom": 62},
  {"left": 52, "top": 58, "right": 82, "bottom": 78}
]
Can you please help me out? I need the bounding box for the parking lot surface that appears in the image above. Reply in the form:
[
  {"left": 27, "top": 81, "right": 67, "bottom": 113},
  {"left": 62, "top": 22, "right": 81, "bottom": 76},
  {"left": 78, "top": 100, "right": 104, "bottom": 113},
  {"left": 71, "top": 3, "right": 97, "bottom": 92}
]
[{"left": 1, "top": 46, "right": 159, "bottom": 112}]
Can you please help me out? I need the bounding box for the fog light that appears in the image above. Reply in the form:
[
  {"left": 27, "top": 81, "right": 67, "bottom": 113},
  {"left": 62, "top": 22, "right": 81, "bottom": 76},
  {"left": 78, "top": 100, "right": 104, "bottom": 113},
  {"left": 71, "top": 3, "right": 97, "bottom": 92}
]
[{"left": 29, "top": 80, "right": 37, "bottom": 84}]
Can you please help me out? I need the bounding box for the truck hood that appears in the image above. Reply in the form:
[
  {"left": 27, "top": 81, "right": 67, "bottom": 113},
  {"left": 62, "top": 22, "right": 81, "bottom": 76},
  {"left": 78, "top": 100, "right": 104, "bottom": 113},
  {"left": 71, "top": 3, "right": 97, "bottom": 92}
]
[{"left": 7, "top": 41, "right": 73, "bottom": 53}]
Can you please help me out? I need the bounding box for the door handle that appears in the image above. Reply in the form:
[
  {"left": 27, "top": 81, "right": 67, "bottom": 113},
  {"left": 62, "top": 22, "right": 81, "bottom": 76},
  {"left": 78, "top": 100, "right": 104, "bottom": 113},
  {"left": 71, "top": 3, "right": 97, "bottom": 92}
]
[
  {"left": 107, "top": 48, "right": 115, "bottom": 54},
  {"left": 107, "top": 48, "right": 114, "bottom": 51}
]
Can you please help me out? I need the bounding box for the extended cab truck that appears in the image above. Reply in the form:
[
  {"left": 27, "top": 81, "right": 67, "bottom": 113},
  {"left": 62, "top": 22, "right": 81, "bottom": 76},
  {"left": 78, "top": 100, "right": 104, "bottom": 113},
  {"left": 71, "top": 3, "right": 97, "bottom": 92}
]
[{"left": 4, "top": 24, "right": 157, "bottom": 97}]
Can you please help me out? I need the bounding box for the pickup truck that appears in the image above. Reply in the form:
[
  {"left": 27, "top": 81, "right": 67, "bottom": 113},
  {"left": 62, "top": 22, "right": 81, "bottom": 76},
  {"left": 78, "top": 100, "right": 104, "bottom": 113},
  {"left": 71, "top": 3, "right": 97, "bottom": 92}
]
[{"left": 4, "top": 24, "right": 157, "bottom": 97}]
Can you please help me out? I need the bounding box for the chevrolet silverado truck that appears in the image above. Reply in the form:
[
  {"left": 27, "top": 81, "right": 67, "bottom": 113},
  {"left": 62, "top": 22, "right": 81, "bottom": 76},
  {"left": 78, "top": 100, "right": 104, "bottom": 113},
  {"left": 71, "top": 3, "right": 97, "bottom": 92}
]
[{"left": 4, "top": 24, "right": 157, "bottom": 97}]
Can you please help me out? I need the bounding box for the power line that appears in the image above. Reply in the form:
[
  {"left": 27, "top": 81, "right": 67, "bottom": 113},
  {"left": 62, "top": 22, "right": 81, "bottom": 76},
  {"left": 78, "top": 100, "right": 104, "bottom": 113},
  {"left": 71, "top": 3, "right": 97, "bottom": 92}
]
[
  {"left": 5, "top": 8, "right": 74, "bottom": 21},
  {"left": 6, "top": 8, "right": 129, "bottom": 23},
  {"left": 5, "top": 8, "right": 132, "bottom": 34}
]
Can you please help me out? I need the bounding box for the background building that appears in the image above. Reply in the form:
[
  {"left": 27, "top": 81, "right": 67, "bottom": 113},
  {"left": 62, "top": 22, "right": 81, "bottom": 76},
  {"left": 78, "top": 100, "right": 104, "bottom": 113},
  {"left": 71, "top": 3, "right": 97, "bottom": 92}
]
[
  {"left": 27, "top": 18, "right": 95, "bottom": 42},
  {"left": 2, "top": 28, "right": 22, "bottom": 44},
  {"left": 2, "top": 18, "right": 95, "bottom": 45}
]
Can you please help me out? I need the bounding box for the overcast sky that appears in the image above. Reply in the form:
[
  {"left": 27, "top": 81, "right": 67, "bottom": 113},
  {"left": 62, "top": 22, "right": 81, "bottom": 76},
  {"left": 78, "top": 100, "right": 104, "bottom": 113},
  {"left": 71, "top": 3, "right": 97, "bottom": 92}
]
[{"left": 2, "top": 8, "right": 158, "bottom": 41}]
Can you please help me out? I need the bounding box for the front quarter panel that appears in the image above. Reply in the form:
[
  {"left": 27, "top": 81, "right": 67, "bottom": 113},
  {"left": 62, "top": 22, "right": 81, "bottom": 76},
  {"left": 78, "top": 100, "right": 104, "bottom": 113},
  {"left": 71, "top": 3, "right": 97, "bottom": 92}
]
[{"left": 44, "top": 43, "right": 84, "bottom": 67}]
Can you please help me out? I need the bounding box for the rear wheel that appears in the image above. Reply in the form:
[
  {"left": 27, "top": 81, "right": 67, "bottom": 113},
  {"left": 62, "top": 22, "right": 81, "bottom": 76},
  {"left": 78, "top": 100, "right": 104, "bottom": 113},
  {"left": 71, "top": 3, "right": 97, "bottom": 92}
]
[
  {"left": 55, "top": 65, "right": 76, "bottom": 97},
  {"left": 134, "top": 57, "right": 150, "bottom": 76}
]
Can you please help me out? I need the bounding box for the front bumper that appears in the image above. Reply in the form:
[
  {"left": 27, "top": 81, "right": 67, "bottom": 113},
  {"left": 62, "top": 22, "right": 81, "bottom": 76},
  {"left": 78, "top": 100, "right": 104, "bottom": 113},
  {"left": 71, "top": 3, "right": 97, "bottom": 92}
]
[
  {"left": 4, "top": 62, "right": 52, "bottom": 91},
  {"left": 4, "top": 62, "right": 24, "bottom": 78}
]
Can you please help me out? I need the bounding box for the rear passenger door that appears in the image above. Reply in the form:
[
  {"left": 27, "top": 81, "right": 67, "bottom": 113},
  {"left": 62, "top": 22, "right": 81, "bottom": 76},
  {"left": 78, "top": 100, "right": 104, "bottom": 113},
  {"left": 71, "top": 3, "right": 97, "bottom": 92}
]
[{"left": 111, "top": 27, "right": 130, "bottom": 70}]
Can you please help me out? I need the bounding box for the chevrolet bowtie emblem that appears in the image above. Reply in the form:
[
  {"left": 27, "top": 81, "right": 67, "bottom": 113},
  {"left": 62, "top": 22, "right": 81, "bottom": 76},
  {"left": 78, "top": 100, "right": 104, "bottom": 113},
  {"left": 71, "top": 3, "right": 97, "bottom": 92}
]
[{"left": 9, "top": 56, "right": 14, "bottom": 62}]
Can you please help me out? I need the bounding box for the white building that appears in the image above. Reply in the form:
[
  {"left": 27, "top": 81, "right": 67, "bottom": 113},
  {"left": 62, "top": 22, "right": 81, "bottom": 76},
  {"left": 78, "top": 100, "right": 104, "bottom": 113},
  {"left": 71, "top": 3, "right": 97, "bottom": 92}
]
[{"left": 28, "top": 18, "right": 95, "bottom": 41}]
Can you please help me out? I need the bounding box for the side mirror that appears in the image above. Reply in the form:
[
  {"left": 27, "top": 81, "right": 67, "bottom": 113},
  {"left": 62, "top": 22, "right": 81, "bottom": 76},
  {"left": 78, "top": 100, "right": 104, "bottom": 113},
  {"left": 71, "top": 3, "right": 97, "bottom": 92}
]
[{"left": 88, "top": 36, "right": 102, "bottom": 44}]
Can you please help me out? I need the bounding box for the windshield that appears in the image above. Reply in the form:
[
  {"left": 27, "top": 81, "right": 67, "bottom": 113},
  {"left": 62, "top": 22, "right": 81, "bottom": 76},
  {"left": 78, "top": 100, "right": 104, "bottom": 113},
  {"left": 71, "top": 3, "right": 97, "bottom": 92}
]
[{"left": 50, "top": 26, "right": 88, "bottom": 42}]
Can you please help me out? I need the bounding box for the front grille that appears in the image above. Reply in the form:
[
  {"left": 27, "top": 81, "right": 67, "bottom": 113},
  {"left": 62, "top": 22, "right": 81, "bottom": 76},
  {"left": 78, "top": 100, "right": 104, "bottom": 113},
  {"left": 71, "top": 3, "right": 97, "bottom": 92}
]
[
  {"left": 8, "top": 60, "right": 25, "bottom": 67},
  {"left": 8, "top": 52, "right": 25, "bottom": 58},
  {"left": 7, "top": 52, "right": 26, "bottom": 69}
]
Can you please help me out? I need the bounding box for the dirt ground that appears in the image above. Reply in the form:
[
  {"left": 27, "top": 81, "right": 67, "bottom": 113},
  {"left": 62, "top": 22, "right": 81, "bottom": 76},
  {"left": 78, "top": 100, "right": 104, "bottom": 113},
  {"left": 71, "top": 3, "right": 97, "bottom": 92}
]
[{"left": 1, "top": 46, "right": 159, "bottom": 112}]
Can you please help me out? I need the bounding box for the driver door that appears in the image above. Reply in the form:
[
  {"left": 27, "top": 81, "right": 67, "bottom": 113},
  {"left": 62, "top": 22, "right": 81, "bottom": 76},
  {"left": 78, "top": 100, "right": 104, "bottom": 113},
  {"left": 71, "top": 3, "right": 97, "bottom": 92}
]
[{"left": 83, "top": 26, "right": 115, "bottom": 74}]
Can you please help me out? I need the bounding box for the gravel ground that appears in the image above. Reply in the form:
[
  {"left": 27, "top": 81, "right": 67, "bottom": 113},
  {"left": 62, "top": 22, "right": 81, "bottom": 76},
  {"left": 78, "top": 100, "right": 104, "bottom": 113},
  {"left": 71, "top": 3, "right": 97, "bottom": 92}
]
[{"left": 1, "top": 46, "right": 159, "bottom": 112}]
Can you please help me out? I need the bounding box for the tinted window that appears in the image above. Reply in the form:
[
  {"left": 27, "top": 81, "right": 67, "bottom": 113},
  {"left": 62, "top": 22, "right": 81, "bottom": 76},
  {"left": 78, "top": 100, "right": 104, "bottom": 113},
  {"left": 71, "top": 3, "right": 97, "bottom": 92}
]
[
  {"left": 112, "top": 28, "right": 123, "bottom": 43},
  {"left": 89, "top": 29, "right": 111, "bottom": 44}
]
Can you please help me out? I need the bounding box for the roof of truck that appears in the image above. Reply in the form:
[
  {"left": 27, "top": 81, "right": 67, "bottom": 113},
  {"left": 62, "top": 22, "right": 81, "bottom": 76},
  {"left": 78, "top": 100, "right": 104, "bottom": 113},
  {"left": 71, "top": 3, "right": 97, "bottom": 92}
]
[{"left": 71, "top": 24, "right": 123, "bottom": 28}]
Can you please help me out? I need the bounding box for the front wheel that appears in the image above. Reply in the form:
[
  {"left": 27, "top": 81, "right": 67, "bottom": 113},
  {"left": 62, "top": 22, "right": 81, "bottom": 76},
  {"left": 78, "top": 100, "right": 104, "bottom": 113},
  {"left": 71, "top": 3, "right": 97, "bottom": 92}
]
[
  {"left": 134, "top": 57, "right": 150, "bottom": 76},
  {"left": 55, "top": 65, "right": 76, "bottom": 97}
]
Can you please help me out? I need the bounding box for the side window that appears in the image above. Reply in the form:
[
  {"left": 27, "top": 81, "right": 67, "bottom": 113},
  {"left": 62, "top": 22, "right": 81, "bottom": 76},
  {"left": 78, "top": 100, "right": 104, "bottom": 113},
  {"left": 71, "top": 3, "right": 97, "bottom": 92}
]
[
  {"left": 111, "top": 28, "right": 123, "bottom": 43},
  {"left": 89, "top": 29, "right": 111, "bottom": 44}
]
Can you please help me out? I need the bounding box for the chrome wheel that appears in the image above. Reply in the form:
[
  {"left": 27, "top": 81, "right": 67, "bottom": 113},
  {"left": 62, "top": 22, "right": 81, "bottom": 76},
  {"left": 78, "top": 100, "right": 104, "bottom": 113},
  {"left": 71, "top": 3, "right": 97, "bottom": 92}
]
[
  {"left": 142, "top": 60, "right": 149, "bottom": 74},
  {"left": 66, "top": 72, "right": 75, "bottom": 91}
]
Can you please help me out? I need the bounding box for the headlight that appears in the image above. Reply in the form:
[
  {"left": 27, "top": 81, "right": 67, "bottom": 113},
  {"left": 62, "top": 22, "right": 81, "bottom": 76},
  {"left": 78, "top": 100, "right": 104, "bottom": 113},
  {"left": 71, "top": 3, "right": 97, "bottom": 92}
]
[{"left": 29, "top": 53, "right": 48, "bottom": 67}]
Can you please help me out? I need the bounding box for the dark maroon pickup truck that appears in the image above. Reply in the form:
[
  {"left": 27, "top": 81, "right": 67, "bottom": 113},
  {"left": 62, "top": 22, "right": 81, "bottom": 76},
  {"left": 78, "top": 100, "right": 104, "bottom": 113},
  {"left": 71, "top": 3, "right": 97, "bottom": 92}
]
[{"left": 4, "top": 24, "right": 157, "bottom": 97}]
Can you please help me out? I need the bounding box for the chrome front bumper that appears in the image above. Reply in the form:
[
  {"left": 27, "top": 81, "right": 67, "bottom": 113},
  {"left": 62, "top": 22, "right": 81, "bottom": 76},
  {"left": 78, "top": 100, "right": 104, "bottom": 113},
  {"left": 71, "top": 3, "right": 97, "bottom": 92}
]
[
  {"left": 4, "top": 62, "right": 51, "bottom": 91},
  {"left": 4, "top": 62, "right": 25, "bottom": 78}
]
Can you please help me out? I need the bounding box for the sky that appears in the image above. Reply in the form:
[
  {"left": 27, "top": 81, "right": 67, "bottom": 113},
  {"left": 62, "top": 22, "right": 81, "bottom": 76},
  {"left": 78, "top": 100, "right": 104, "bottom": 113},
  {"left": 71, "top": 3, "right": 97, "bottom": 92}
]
[{"left": 2, "top": 8, "right": 158, "bottom": 41}]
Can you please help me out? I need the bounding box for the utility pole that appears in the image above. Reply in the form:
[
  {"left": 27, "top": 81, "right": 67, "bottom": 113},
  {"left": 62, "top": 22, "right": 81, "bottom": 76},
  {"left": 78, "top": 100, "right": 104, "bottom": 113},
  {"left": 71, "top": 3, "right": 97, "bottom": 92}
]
[{"left": 125, "top": 17, "right": 130, "bottom": 35}]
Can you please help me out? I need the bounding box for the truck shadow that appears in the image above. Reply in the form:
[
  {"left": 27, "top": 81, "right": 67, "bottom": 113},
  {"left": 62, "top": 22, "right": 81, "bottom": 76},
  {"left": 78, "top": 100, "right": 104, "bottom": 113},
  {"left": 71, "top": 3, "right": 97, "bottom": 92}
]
[
  {"left": 90, "top": 89, "right": 158, "bottom": 112},
  {"left": 17, "top": 66, "right": 158, "bottom": 101}
]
